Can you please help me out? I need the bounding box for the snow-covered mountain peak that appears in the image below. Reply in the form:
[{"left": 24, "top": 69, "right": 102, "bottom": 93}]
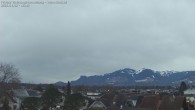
[
  {"left": 120, "top": 68, "right": 136, "bottom": 74},
  {"left": 135, "top": 69, "right": 143, "bottom": 74},
  {"left": 158, "top": 71, "right": 178, "bottom": 76},
  {"left": 135, "top": 68, "right": 154, "bottom": 74}
]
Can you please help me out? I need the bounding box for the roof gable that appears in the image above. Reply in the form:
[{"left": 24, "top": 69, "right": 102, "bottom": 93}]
[
  {"left": 12, "top": 89, "right": 29, "bottom": 98},
  {"left": 89, "top": 100, "right": 107, "bottom": 109}
]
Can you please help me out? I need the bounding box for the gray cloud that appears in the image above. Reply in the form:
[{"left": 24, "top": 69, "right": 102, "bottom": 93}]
[{"left": 1, "top": 0, "right": 195, "bottom": 83}]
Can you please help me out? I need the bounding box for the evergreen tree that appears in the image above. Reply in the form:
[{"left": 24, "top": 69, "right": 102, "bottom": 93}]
[
  {"left": 179, "top": 81, "right": 187, "bottom": 96},
  {"left": 63, "top": 93, "right": 85, "bottom": 110},
  {"left": 42, "top": 85, "right": 61, "bottom": 109},
  {"left": 67, "top": 81, "right": 71, "bottom": 95}
]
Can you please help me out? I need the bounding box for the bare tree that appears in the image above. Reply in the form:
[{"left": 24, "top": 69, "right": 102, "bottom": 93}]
[{"left": 0, "top": 63, "right": 21, "bottom": 89}]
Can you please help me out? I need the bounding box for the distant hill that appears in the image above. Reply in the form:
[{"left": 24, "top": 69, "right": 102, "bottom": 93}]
[
  {"left": 54, "top": 81, "right": 67, "bottom": 87},
  {"left": 71, "top": 68, "right": 195, "bottom": 86}
]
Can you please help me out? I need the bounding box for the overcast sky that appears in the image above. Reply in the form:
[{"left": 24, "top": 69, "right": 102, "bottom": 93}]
[{"left": 1, "top": 0, "right": 195, "bottom": 83}]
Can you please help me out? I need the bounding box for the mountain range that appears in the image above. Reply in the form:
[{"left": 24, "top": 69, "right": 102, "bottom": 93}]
[{"left": 71, "top": 68, "right": 195, "bottom": 86}]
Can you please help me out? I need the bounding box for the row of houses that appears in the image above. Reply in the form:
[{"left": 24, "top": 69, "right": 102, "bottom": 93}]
[
  {"left": 84, "top": 92, "right": 188, "bottom": 110},
  {"left": 83, "top": 88, "right": 195, "bottom": 110},
  {"left": 1, "top": 86, "right": 195, "bottom": 110}
]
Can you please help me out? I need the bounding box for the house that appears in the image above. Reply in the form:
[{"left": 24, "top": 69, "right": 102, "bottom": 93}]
[
  {"left": 86, "top": 92, "right": 103, "bottom": 100},
  {"left": 184, "top": 88, "right": 195, "bottom": 109},
  {"left": 184, "top": 88, "right": 195, "bottom": 96},
  {"left": 88, "top": 93, "right": 130, "bottom": 110},
  {"left": 186, "top": 96, "right": 195, "bottom": 108},
  {"left": 127, "top": 95, "right": 143, "bottom": 107},
  {"left": 10, "top": 89, "right": 30, "bottom": 110},
  {"left": 137, "top": 95, "right": 160, "bottom": 109},
  {"left": 107, "top": 93, "right": 128, "bottom": 110},
  {"left": 9, "top": 89, "right": 42, "bottom": 110},
  {"left": 0, "top": 90, "right": 17, "bottom": 110}
]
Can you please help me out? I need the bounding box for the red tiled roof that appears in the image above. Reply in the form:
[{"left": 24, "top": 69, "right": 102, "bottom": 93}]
[
  {"left": 138, "top": 94, "right": 187, "bottom": 110},
  {"left": 159, "top": 96, "right": 186, "bottom": 110},
  {"left": 139, "top": 95, "right": 160, "bottom": 109}
]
